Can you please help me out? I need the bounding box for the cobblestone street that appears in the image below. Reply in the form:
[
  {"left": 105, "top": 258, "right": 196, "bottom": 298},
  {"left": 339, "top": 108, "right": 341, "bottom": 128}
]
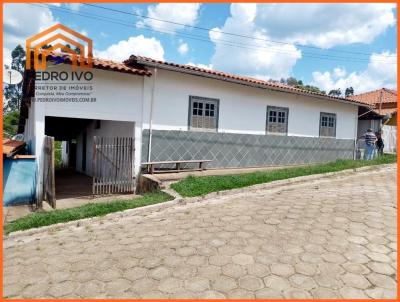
[{"left": 3, "top": 165, "right": 397, "bottom": 299}]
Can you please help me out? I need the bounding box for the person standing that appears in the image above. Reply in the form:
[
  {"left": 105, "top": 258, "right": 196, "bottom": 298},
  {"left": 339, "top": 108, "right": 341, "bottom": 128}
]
[
  {"left": 375, "top": 131, "right": 384, "bottom": 156},
  {"left": 362, "top": 128, "right": 377, "bottom": 160}
]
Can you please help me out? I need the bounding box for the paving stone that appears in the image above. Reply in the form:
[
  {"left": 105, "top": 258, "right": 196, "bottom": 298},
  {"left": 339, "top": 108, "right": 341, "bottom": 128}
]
[
  {"left": 263, "top": 275, "right": 291, "bottom": 291},
  {"left": 158, "top": 277, "right": 183, "bottom": 294},
  {"left": 228, "top": 288, "right": 255, "bottom": 298},
  {"left": 366, "top": 273, "right": 397, "bottom": 289},
  {"left": 199, "top": 290, "right": 226, "bottom": 299},
  {"left": 131, "top": 278, "right": 158, "bottom": 294},
  {"left": 77, "top": 280, "right": 105, "bottom": 297},
  {"left": 255, "top": 288, "right": 284, "bottom": 298},
  {"left": 48, "top": 281, "right": 78, "bottom": 297},
  {"left": 123, "top": 267, "right": 148, "bottom": 281},
  {"left": 238, "top": 275, "right": 264, "bottom": 291},
  {"left": 3, "top": 167, "right": 396, "bottom": 299},
  {"left": 148, "top": 266, "right": 171, "bottom": 280},
  {"left": 246, "top": 263, "right": 270, "bottom": 277},
  {"left": 270, "top": 263, "right": 295, "bottom": 277},
  {"left": 212, "top": 276, "right": 237, "bottom": 292},
  {"left": 222, "top": 263, "right": 246, "bottom": 278},
  {"left": 294, "top": 262, "right": 317, "bottom": 276},
  {"left": 340, "top": 272, "right": 371, "bottom": 289},
  {"left": 289, "top": 274, "right": 317, "bottom": 290},
  {"left": 184, "top": 277, "right": 210, "bottom": 292},
  {"left": 367, "top": 262, "right": 395, "bottom": 275},
  {"left": 311, "top": 287, "right": 340, "bottom": 298},
  {"left": 341, "top": 263, "right": 370, "bottom": 275},
  {"left": 365, "top": 287, "right": 397, "bottom": 299},
  {"left": 366, "top": 252, "right": 392, "bottom": 263},
  {"left": 339, "top": 286, "right": 369, "bottom": 298},
  {"left": 232, "top": 253, "right": 254, "bottom": 266},
  {"left": 283, "top": 287, "right": 313, "bottom": 299}
]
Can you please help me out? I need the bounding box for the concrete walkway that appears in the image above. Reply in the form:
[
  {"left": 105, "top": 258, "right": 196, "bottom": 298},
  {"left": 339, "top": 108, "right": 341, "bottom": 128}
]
[{"left": 3, "top": 165, "right": 397, "bottom": 298}]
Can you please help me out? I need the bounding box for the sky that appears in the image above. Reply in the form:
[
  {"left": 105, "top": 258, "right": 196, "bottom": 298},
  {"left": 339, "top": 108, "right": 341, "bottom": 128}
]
[{"left": 3, "top": 3, "right": 397, "bottom": 94}]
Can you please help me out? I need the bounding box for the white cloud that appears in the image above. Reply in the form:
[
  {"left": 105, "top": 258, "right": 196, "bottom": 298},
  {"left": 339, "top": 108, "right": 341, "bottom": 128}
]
[
  {"left": 137, "top": 3, "right": 201, "bottom": 33},
  {"left": 187, "top": 62, "right": 213, "bottom": 70},
  {"left": 209, "top": 3, "right": 301, "bottom": 80},
  {"left": 95, "top": 35, "right": 164, "bottom": 62},
  {"left": 178, "top": 42, "right": 189, "bottom": 55},
  {"left": 311, "top": 51, "right": 397, "bottom": 94},
  {"left": 67, "top": 4, "right": 81, "bottom": 11},
  {"left": 255, "top": 3, "right": 396, "bottom": 48},
  {"left": 3, "top": 3, "right": 56, "bottom": 67}
]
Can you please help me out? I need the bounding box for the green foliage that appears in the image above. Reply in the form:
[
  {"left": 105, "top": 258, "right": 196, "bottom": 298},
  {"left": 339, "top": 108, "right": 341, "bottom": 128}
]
[
  {"left": 281, "top": 77, "right": 326, "bottom": 95},
  {"left": 3, "top": 111, "right": 20, "bottom": 138},
  {"left": 4, "top": 192, "right": 174, "bottom": 234},
  {"left": 328, "top": 89, "right": 342, "bottom": 97},
  {"left": 345, "top": 87, "right": 354, "bottom": 97},
  {"left": 54, "top": 141, "right": 63, "bottom": 168},
  {"left": 171, "top": 155, "right": 396, "bottom": 197},
  {"left": 3, "top": 45, "right": 26, "bottom": 113}
]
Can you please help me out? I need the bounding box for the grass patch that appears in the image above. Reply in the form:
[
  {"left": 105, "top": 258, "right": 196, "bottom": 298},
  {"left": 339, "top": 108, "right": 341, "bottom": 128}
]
[
  {"left": 171, "top": 155, "right": 396, "bottom": 197},
  {"left": 4, "top": 192, "right": 173, "bottom": 235}
]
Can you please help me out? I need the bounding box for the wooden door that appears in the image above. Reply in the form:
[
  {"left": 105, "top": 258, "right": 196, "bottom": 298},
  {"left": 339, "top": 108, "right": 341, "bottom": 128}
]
[
  {"left": 92, "top": 136, "right": 135, "bottom": 195},
  {"left": 42, "top": 136, "right": 56, "bottom": 208}
]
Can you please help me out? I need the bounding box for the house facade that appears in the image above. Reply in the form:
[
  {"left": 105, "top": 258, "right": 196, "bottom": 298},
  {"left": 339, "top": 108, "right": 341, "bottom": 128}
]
[
  {"left": 19, "top": 53, "right": 365, "bottom": 198},
  {"left": 351, "top": 88, "right": 397, "bottom": 153}
]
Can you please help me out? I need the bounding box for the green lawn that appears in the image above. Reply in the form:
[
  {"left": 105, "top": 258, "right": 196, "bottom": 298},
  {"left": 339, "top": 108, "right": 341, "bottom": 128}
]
[
  {"left": 4, "top": 192, "right": 173, "bottom": 235},
  {"left": 171, "top": 155, "right": 397, "bottom": 197}
]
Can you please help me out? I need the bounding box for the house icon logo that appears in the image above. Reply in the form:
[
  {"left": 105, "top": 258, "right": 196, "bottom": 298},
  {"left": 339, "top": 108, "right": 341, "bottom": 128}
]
[{"left": 26, "top": 23, "right": 93, "bottom": 70}]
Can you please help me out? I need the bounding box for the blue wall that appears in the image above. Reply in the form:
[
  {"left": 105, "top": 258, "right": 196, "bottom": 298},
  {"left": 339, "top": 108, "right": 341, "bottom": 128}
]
[{"left": 3, "top": 158, "right": 37, "bottom": 206}]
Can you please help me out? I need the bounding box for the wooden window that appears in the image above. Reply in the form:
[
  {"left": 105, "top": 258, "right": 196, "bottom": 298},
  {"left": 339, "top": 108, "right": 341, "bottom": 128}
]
[
  {"left": 319, "top": 112, "right": 336, "bottom": 137},
  {"left": 189, "top": 96, "right": 219, "bottom": 131},
  {"left": 266, "top": 106, "right": 289, "bottom": 134}
]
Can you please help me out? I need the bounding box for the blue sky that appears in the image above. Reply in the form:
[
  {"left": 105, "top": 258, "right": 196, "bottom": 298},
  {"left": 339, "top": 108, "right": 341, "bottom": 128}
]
[{"left": 3, "top": 3, "right": 397, "bottom": 94}]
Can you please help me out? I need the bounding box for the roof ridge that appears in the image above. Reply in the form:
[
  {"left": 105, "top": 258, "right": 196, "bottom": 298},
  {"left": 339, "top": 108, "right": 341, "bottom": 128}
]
[{"left": 126, "top": 55, "right": 366, "bottom": 105}]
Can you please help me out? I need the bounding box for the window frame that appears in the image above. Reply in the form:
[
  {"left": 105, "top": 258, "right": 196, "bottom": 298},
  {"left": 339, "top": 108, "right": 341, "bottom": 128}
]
[
  {"left": 266, "top": 105, "right": 289, "bottom": 135},
  {"left": 188, "top": 95, "right": 220, "bottom": 132},
  {"left": 319, "top": 112, "right": 337, "bottom": 138}
]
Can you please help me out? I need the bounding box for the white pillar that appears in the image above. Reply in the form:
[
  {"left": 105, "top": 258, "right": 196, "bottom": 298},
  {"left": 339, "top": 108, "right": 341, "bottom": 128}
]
[{"left": 33, "top": 102, "right": 45, "bottom": 201}]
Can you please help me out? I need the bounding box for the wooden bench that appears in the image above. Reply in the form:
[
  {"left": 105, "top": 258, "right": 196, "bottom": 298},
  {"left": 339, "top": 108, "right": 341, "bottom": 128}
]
[{"left": 142, "top": 159, "right": 212, "bottom": 174}]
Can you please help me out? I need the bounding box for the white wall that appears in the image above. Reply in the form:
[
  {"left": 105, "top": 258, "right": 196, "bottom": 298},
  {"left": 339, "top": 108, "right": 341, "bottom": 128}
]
[
  {"left": 144, "top": 69, "right": 358, "bottom": 139},
  {"left": 75, "top": 120, "right": 135, "bottom": 176},
  {"left": 28, "top": 63, "right": 360, "bottom": 189},
  {"left": 32, "top": 63, "right": 145, "bottom": 176}
]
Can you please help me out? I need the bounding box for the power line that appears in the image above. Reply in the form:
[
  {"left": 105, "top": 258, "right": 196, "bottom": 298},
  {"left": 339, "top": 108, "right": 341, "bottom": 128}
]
[
  {"left": 33, "top": 4, "right": 396, "bottom": 65},
  {"left": 83, "top": 3, "right": 397, "bottom": 59}
]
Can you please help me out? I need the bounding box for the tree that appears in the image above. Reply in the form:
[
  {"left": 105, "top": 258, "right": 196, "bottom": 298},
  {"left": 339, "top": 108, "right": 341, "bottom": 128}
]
[
  {"left": 345, "top": 87, "right": 354, "bottom": 97},
  {"left": 3, "top": 45, "right": 26, "bottom": 112},
  {"left": 280, "top": 77, "right": 326, "bottom": 95},
  {"left": 3, "top": 111, "right": 20, "bottom": 137},
  {"left": 328, "top": 89, "right": 342, "bottom": 97}
]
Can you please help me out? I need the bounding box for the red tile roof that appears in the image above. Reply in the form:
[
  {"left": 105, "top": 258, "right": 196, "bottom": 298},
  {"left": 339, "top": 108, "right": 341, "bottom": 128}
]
[
  {"left": 125, "top": 55, "right": 369, "bottom": 107},
  {"left": 3, "top": 139, "right": 26, "bottom": 157},
  {"left": 38, "top": 51, "right": 151, "bottom": 76},
  {"left": 350, "top": 88, "right": 397, "bottom": 116},
  {"left": 349, "top": 88, "right": 397, "bottom": 106}
]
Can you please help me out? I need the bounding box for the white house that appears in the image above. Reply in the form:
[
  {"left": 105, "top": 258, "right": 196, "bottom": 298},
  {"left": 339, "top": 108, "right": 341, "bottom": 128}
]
[{"left": 19, "top": 53, "right": 367, "bottom": 199}]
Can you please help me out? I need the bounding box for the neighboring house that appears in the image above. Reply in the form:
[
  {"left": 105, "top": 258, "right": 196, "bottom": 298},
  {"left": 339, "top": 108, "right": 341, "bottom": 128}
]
[
  {"left": 350, "top": 88, "right": 397, "bottom": 153},
  {"left": 18, "top": 53, "right": 367, "bottom": 199}
]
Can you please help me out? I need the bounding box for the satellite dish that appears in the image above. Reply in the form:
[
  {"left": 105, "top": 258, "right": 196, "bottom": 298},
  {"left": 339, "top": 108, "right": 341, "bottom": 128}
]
[
  {"left": 12, "top": 134, "right": 24, "bottom": 141},
  {"left": 3, "top": 68, "right": 23, "bottom": 85}
]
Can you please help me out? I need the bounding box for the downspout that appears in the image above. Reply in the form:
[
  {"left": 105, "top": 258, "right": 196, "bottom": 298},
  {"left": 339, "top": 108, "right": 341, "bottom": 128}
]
[
  {"left": 353, "top": 108, "right": 359, "bottom": 160},
  {"left": 147, "top": 67, "right": 157, "bottom": 162}
]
